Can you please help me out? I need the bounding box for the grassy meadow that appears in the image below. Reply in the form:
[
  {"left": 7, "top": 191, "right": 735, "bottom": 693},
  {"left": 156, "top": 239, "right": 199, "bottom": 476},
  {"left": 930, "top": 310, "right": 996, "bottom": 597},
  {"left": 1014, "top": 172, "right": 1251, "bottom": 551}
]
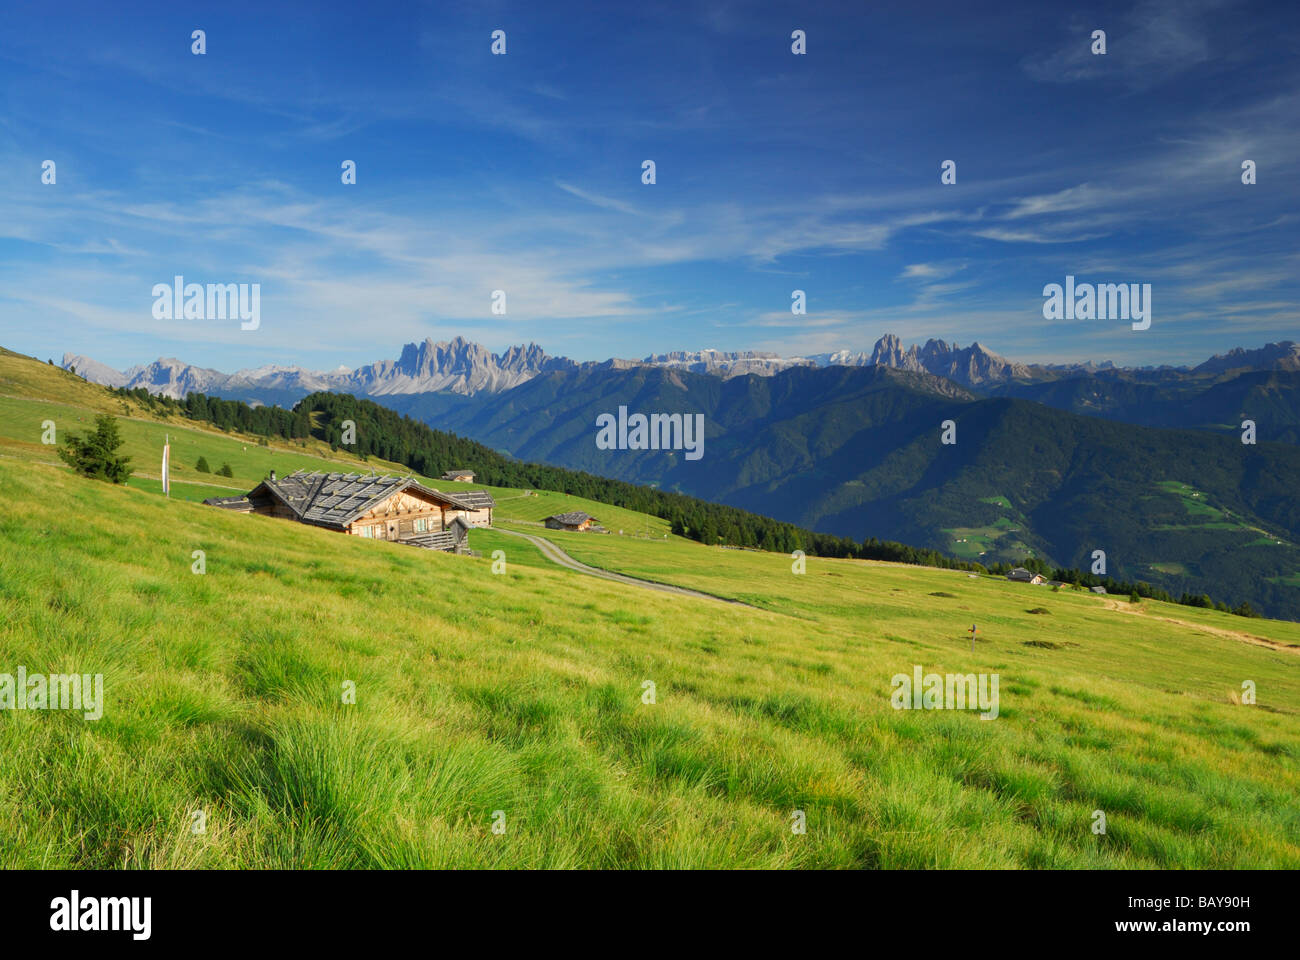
[
  {"left": 0, "top": 347, "right": 418, "bottom": 491},
  {"left": 489, "top": 488, "right": 671, "bottom": 538},
  {"left": 0, "top": 349, "right": 664, "bottom": 531},
  {"left": 1, "top": 346, "right": 1298, "bottom": 868},
  {"left": 1, "top": 455, "right": 1298, "bottom": 868}
]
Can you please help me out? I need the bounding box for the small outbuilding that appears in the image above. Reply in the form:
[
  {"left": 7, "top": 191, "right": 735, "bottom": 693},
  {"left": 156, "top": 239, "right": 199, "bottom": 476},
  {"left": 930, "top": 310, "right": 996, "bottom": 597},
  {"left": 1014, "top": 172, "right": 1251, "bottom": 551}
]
[
  {"left": 543, "top": 511, "right": 597, "bottom": 532},
  {"left": 1006, "top": 567, "right": 1046, "bottom": 585}
]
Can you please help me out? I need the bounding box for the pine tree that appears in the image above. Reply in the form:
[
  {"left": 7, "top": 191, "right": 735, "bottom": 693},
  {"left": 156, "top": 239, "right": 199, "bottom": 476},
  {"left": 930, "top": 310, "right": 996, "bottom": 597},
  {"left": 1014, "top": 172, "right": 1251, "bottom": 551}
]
[
  {"left": 58, "top": 415, "right": 132, "bottom": 483},
  {"left": 195, "top": 456, "right": 211, "bottom": 473}
]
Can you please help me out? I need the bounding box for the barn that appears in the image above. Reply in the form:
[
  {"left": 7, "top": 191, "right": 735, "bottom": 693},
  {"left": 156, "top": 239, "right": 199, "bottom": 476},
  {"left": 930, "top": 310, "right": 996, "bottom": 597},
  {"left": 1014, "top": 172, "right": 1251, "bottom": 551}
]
[
  {"left": 543, "top": 511, "right": 597, "bottom": 532},
  {"left": 1006, "top": 567, "right": 1046, "bottom": 585},
  {"left": 204, "top": 470, "right": 495, "bottom": 552}
]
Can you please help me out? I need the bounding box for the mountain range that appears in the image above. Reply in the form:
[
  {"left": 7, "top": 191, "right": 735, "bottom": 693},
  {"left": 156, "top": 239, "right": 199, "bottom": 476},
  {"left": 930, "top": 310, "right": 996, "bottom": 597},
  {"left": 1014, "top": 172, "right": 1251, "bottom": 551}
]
[
  {"left": 64, "top": 334, "right": 1300, "bottom": 400},
  {"left": 413, "top": 361, "right": 1300, "bottom": 619},
  {"left": 58, "top": 333, "right": 1300, "bottom": 618},
  {"left": 66, "top": 334, "right": 1300, "bottom": 446},
  {"left": 63, "top": 337, "right": 575, "bottom": 405}
]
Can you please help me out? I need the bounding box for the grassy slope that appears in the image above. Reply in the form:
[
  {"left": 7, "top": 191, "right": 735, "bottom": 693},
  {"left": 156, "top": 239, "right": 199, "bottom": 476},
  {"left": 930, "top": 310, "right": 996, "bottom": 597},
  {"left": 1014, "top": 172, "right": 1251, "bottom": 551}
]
[
  {"left": 488, "top": 488, "right": 670, "bottom": 537},
  {"left": 1, "top": 457, "right": 1297, "bottom": 868},
  {"left": 0, "top": 347, "right": 422, "bottom": 489},
  {"left": 2, "top": 346, "right": 1297, "bottom": 868},
  {"left": 0, "top": 350, "right": 668, "bottom": 532}
]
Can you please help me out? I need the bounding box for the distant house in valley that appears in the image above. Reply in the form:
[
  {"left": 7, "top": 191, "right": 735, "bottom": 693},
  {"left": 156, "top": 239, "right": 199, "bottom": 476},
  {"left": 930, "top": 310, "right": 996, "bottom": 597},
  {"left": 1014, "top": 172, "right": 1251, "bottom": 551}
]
[
  {"left": 1006, "top": 567, "right": 1046, "bottom": 585},
  {"left": 442, "top": 469, "right": 476, "bottom": 482},
  {"left": 1091, "top": 585, "right": 1108, "bottom": 594},
  {"left": 543, "top": 511, "right": 597, "bottom": 532},
  {"left": 203, "top": 470, "right": 495, "bottom": 553}
]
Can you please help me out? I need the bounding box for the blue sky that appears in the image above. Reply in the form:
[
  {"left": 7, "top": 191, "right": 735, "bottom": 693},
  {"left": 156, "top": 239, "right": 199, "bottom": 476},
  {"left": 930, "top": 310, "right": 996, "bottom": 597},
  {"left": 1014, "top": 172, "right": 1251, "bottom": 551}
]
[{"left": 1, "top": 0, "right": 1296, "bottom": 373}]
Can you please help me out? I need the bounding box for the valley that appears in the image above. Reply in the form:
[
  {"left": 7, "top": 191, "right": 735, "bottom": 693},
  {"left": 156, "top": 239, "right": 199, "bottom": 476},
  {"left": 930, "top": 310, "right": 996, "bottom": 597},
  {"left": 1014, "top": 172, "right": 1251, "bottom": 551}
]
[{"left": 45, "top": 339, "right": 1300, "bottom": 620}]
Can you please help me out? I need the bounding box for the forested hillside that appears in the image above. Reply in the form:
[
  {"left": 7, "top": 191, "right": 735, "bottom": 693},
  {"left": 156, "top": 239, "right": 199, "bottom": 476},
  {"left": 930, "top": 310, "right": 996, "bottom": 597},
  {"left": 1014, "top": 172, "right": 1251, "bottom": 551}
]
[
  {"left": 371, "top": 363, "right": 1300, "bottom": 620},
  {"left": 106, "top": 379, "right": 1292, "bottom": 620}
]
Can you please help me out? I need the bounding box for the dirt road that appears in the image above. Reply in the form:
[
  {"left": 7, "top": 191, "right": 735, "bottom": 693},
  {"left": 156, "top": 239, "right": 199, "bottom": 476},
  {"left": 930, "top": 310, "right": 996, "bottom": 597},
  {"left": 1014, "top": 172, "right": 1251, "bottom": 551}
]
[
  {"left": 495, "top": 528, "right": 755, "bottom": 607},
  {"left": 1098, "top": 597, "right": 1300, "bottom": 656}
]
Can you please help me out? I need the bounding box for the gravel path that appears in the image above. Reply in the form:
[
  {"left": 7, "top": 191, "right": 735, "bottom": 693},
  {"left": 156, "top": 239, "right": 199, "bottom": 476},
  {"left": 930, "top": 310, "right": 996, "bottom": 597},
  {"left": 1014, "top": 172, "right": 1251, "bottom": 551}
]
[
  {"left": 495, "top": 528, "right": 755, "bottom": 606},
  {"left": 1098, "top": 596, "right": 1299, "bottom": 656}
]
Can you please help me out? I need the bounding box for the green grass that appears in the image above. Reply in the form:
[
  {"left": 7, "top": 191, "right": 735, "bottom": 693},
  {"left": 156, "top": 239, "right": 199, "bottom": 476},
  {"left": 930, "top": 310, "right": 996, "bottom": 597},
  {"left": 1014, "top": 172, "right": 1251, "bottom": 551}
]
[
  {"left": 2, "top": 346, "right": 1298, "bottom": 869},
  {"left": 466, "top": 528, "right": 552, "bottom": 571},
  {"left": 1153, "top": 480, "right": 1248, "bottom": 529},
  {"left": 0, "top": 345, "right": 433, "bottom": 489},
  {"left": 0, "top": 346, "right": 142, "bottom": 411},
  {"left": 0, "top": 348, "right": 667, "bottom": 538},
  {"left": 487, "top": 488, "right": 670, "bottom": 537},
  {"left": 944, "top": 521, "right": 1034, "bottom": 562},
  {"left": 2, "top": 457, "right": 1297, "bottom": 868},
  {"left": 945, "top": 499, "right": 1035, "bottom": 561},
  {"left": 0, "top": 393, "right": 421, "bottom": 486}
]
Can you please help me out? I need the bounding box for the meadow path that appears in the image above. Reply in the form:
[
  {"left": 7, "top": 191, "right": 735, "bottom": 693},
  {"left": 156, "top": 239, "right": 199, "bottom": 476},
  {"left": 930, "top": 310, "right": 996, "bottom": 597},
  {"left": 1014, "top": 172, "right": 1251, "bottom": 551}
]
[
  {"left": 494, "top": 528, "right": 756, "bottom": 607},
  {"left": 1098, "top": 596, "right": 1300, "bottom": 656}
]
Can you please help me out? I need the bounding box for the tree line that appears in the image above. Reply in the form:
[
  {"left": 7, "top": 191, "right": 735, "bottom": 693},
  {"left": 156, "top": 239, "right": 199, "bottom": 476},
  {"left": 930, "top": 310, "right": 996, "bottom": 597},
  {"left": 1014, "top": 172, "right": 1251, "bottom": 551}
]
[
  {"left": 105, "top": 386, "right": 1268, "bottom": 615},
  {"left": 985, "top": 557, "right": 1260, "bottom": 619}
]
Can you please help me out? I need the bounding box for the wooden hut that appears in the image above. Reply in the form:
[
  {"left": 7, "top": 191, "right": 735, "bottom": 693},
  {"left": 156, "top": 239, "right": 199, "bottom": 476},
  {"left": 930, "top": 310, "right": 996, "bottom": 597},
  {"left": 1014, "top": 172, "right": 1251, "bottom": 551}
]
[
  {"left": 543, "top": 511, "right": 597, "bottom": 532},
  {"left": 204, "top": 470, "right": 494, "bottom": 553}
]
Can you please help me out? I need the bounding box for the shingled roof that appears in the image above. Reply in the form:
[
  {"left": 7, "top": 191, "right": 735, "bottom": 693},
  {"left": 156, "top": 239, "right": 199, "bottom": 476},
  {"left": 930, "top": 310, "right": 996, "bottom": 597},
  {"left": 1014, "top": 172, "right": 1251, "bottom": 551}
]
[
  {"left": 545, "top": 511, "right": 595, "bottom": 526},
  {"left": 292, "top": 473, "right": 405, "bottom": 528},
  {"left": 221, "top": 470, "right": 476, "bottom": 531},
  {"left": 443, "top": 489, "right": 495, "bottom": 510},
  {"left": 203, "top": 495, "right": 254, "bottom": 511}
]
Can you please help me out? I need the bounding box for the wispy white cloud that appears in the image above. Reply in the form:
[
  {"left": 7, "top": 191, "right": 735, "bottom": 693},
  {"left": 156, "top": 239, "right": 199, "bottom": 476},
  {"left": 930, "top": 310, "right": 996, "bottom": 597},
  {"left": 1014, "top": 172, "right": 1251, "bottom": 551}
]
[{"left": 1021, "top": 0, "right": 1230, "bottom": 89}]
